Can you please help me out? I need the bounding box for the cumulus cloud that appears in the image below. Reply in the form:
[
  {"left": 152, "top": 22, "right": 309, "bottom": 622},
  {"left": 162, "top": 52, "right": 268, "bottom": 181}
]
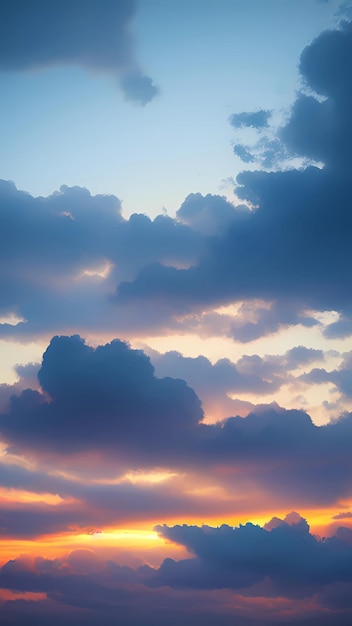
[
  {"left": 115, "top": 20, "right": 352, "bottom": 323},
  {"left": 152, "top": 514, "right": 352, "bottom": 600},
  {"left": 149, "top": 344, "right": 325, "bottom": 421},
  {"left": 1, "top": 336, "right": 352, "bottom": 510},
  {"left": 120, "top": 69, "right": 159, "bottom": 105},
  {"left": 0, "top": 180, "right": 202, "bottom": 339},
  {"left": 299, "top": 350, "right": 352, "bottom": 400},
  {"left": 0, "top": 335, "right": 202, "bottom": 458},
  {"left": 2, "top": 516, "right": 352, "bottom": 625},
  {"left": 233, "top": 143, "right": 256, "bottom": 163},
  {"left": 0, "top": 0, "right": 158, "bottom": 104},
  {"left": 324, "top": 314, "right": 352, "bottom": 339},
  {"left": 176, "top": 193, "right": 245, "bottom": 236},
  {"left": 229, "top": 110, "right": 272, "bottom": 130}
]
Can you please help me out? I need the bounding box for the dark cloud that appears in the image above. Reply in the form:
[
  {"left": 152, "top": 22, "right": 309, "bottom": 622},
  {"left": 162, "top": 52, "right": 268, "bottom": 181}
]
[
  {"left": 120, "top": 69, "right": 159, "bottom": 105},
  {"left": 139, "top": 516, "right": 352, "bottom": 605},
  {"left": 176, "top": 193, "right": 245, "bottom": 236},
  {"left": 0, "top": 0, "right": 157, "bottom": 104},
  {"left": 281, "top": 20, "right": 352, "bottom": 170},
  {"left": 229, "top": 110, "right": 272, "bottom": 130},
  {"left": 115, "top": 21, "right": 352, "bottom": 321},
  {"left": 324, "top": 315, "right": 352, "bottom": 339},
  {"left": 117, "top": 164, "right": 352, "bottom": 316},
  {"left": 300, "top": 351, "right": 352, "bottom": 399},
  {"left": 0, "top": 335, "right": 203, "bottom": 457},
  {"left": 333, "top": 512, "right": 352, "bottom": 520},
  {"left": 153, "top": 513, "right": 352, "bottom": 596},
  {"left": 2, "top": 21, "right": 352, "bottom": 342},
  {"left": 2, "top": 520, "right": 352, "bottom": 626},
  {"left": 1, "top": 336, "right": 352, "bottom": 509},
  {"left": 0, "top": 180, "right": 202, "bottom": 339}
]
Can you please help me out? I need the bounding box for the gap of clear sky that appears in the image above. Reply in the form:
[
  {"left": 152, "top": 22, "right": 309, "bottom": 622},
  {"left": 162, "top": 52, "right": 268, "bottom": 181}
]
[{"left": 1, "top": 1, "right": 352, "bottom": 625}]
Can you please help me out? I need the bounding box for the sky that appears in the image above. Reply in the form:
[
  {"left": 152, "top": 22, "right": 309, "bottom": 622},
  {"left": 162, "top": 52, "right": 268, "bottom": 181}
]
[{"left": 1, "top": 0, "right": 352, "bottom": 624}]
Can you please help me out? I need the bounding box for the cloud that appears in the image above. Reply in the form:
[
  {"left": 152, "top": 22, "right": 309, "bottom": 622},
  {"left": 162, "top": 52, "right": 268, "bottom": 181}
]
[
  {"left": 115, "top": 20, "right": 352, "bottom": 319},
  {"left": 333, "top": 512, "right": 352, "bottom": 520},
  {"left": 233, "top": 144, "right": 256, "bottom": 163},
  {"left": 324, "top": 315, "right": 352, "bottom": 339},
  {"left": 0, "top": 0, "right": 158, "bottom": 104},
  {"left": 120, "top": 69, "right": 159, "bottom": 105},
  {"left": 0, "top": 180, "right": 202, "bottom": 339},
  {"left": 1, "top": 336, "right": 352, "bottom": 510},
  {"left": 2, "top": 518, "right": 352, "bottom": 625},
  {"left": 0, "top": 335, "right": 203, "bottom": 458},
  {"left": 299, "top": 350, "right": 352, "bottom": 399},
  {"left": 176, "top": 193, "right": 245, "bottom": 236},
  {"left": 153, "top": 513, "right": 352, "bottom": 596},
  {"left": 150, "top": 344, "right": 325, "bottom": 421},
  {"left": 229, "top": 110, "right": 272, "bottom": 130},
  {"left": 0, "top": 466, "right": 226, "bottom": 538},
  {"left": 117, "top": 164, "right": 352, "bottom": 316}
]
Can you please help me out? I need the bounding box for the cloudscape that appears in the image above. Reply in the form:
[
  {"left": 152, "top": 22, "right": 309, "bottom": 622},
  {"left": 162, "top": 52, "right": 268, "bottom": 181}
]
[{"left": 1, "top": 1, "right": 352, "bottom": 624}]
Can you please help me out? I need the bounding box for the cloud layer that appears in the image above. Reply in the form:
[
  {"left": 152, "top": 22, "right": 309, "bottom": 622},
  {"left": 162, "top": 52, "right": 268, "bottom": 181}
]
[
  {"left": 0, "top": 336, "right": 352, "bottom": 520},
  {"left": 116, "top": 19, "right": 352, "bottom": 325}
]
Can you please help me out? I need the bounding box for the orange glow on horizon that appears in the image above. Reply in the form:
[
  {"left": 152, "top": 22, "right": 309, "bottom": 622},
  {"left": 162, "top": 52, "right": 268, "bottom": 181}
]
[{"left": 0, "top": 502, "right": 349, "bottom": 568}]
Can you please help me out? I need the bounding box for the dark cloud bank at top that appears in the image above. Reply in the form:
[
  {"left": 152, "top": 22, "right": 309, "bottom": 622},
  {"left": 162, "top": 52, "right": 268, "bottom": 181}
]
[
  {"left": 116, "top": 20, "right": 352, "bottom": 331},
  {"left": 1, "top": 20, "right": 352, "bottom": 341},
  {"left": 0, "top": 0, "right": 158, "bottom": 104}
]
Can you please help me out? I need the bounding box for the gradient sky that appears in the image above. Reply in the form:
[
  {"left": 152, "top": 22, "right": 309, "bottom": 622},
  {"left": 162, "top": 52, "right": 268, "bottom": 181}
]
[{"left": 1, "top": 1, "right": 352, "bottom": 625}]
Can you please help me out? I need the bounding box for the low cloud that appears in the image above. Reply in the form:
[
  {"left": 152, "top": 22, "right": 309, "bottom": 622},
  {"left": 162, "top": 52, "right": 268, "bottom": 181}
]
[
  {"left": 153, "top": 513, "right": 352, "bottom": 595},
  {"left": 116, "top": 20, "right": 352, "bottom": 322},
  {"left": 0, "top": 335, "right": 202, "bottom": 458},
  {"left": 0, "top": 0, "right": 158, "bottom": 104}
]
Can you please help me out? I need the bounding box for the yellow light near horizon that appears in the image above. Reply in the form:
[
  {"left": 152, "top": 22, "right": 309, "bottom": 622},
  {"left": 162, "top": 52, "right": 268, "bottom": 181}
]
[
  {"left": 79, "top": 260, "right": 113, "bottom": 279},
  {"left": 0, "top": 487, "right": 73, "bottom": 506}
]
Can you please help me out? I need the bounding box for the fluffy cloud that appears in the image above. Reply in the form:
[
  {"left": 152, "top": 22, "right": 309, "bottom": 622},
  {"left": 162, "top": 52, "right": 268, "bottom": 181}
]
[
  {"left": 2, "top": 21, "right": 352, "bottom": 344},
  {"left": 2, "top": 517, "right": 352, "bottom": 625},
  {"left": 150, "top": 344, "right": 325, "bottom": 420},
  {"left": 282, "top": 21, "right": 352, "bottom": 169},
  {"left": 116, "top": 20, "right": 352, "bottom": 324},
  {"left": 0, "top": 180, "right": 202, "bottom": 339},
  {"left": 0, "top": 0, "right": 158, "bottom": 104},
  {"left": 0, "top": 335, "right": 202, "bottom": 458},
  {"left": 299, "top": 350, "right": 352, "bottom": 399},
  {"left": 229, "top": 110, "right": 272, "bottom": 130},
  {"left": 153, "top": 513, "right": 352, "bottom": 595},
  {"left": 1, "top": 336, "right": 352, "bottom": 511}
]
